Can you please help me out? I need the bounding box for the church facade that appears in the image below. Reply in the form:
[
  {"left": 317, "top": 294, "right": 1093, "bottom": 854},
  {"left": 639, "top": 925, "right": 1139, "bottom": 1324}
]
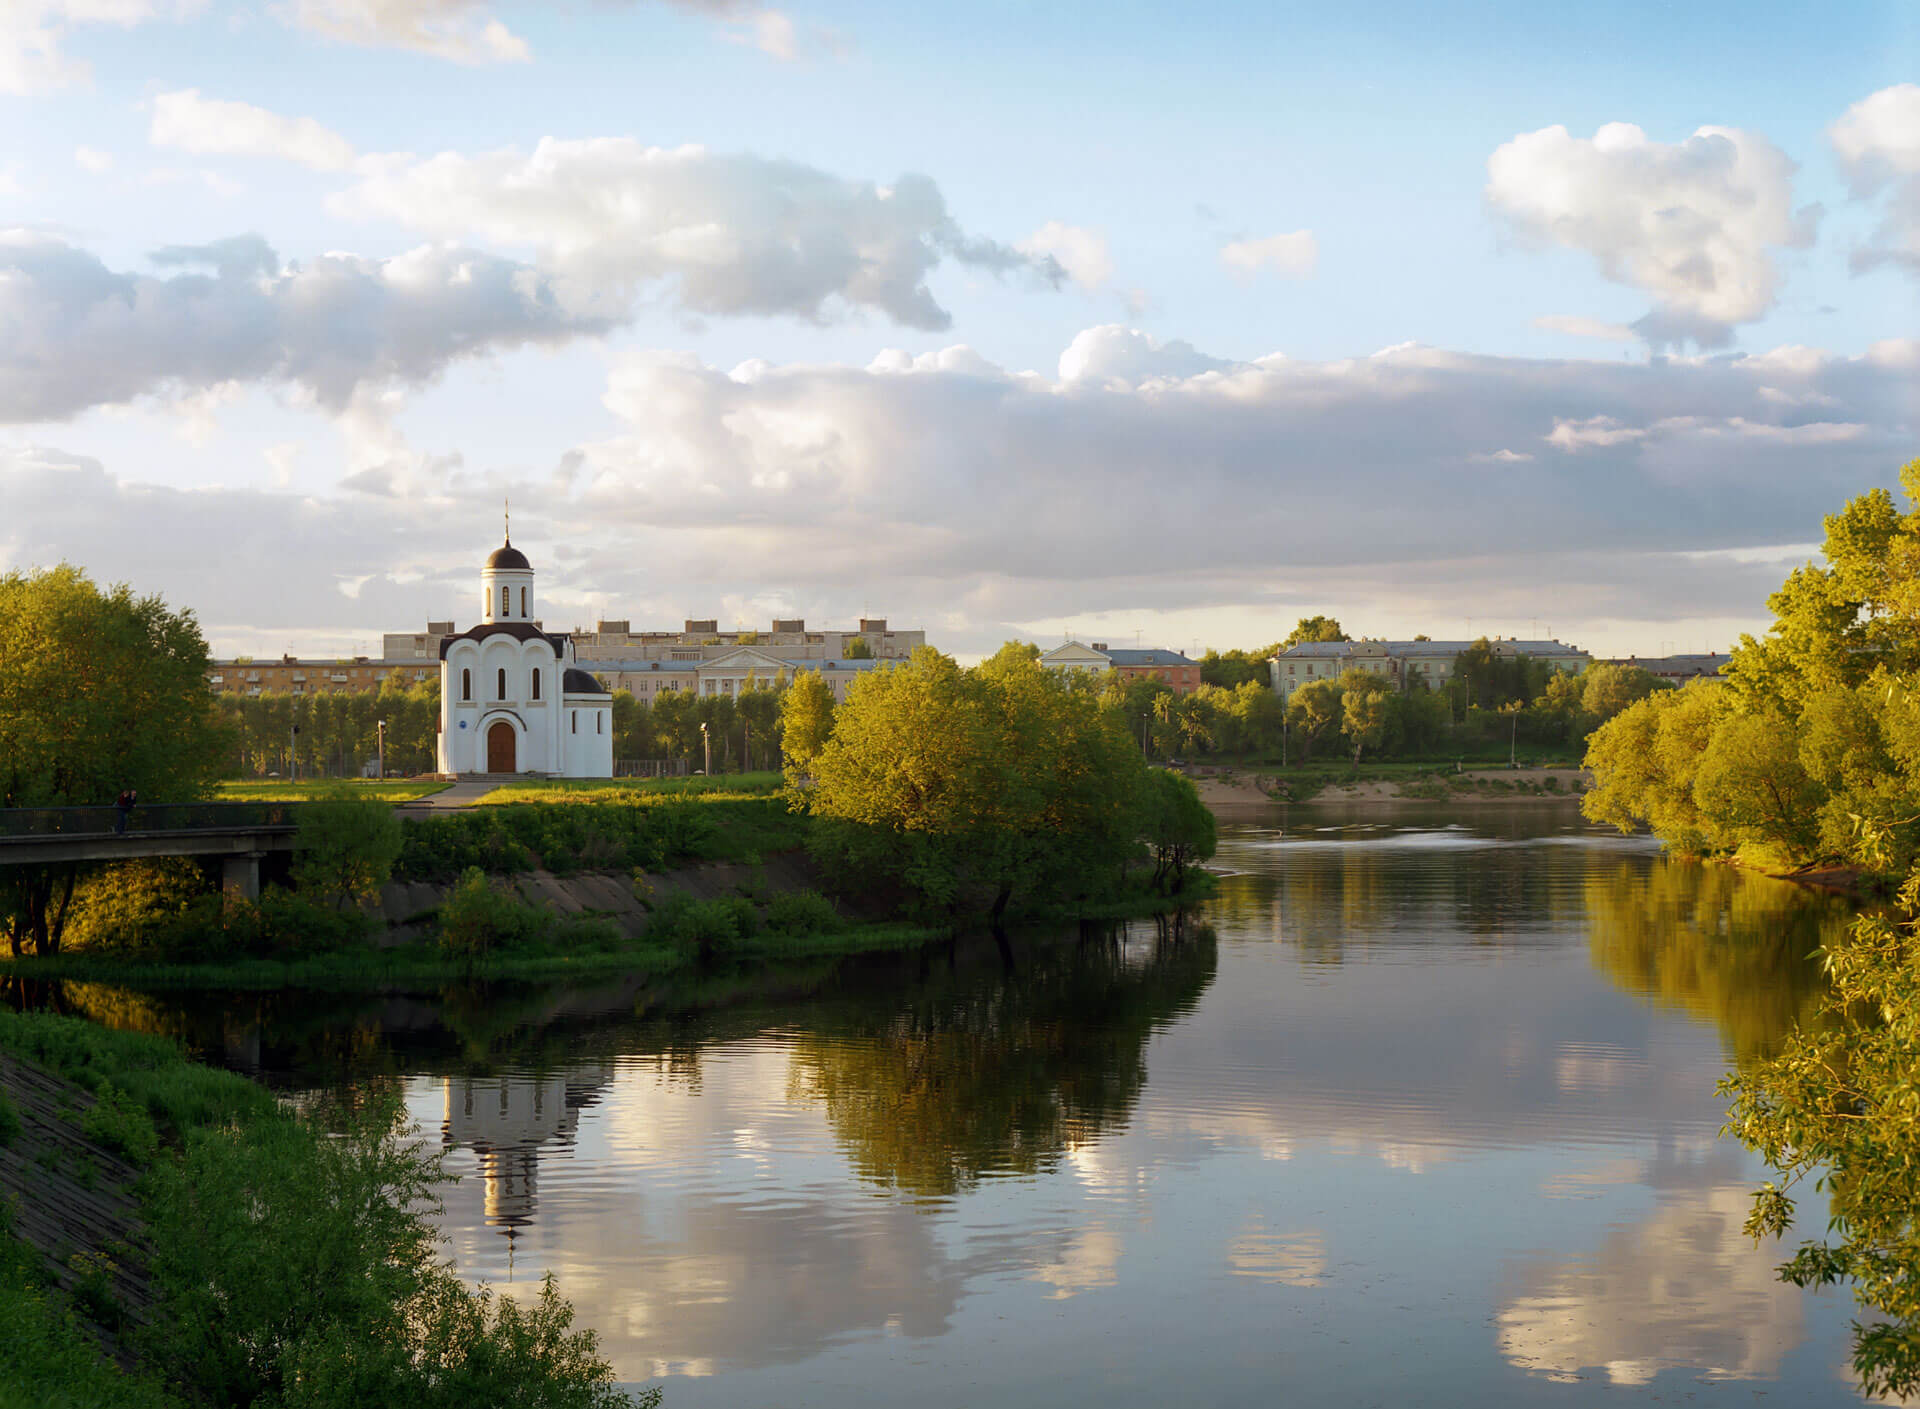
[{"left": 436, "top": 539, "right": 613, "bottom": 778}]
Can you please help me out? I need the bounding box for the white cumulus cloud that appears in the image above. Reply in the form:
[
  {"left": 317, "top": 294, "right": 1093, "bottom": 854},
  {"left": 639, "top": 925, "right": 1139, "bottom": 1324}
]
[
  {"left": 1486, "top": 121, "right": 1819, "bottom": 347},
  {"left": 335, "top": 138, "right": 1058, "bottom": 329},
  {"left": 1219, "top": 229, "right": 1317, "bottom": 281},
  {"left": 0, "top": 0, "right": 191, "bottom": 94},
  {"left": 1018, "top": 221, "right": 1113, "bottom": 291},
  {"left": 1533, "top": 314, "right": 1636, "bottom": 343},
  {"left": 284, "top": 0, "right": 529, "bottom": 63},
  {"left": 73, "top": 144, "right": 112, "bottom": 172},
  {"left": 1829, "top": 84, "right": 1920, "bottom": 275},
  {"left": 150, "top": 89, "right": 357, "bottom": 171}
]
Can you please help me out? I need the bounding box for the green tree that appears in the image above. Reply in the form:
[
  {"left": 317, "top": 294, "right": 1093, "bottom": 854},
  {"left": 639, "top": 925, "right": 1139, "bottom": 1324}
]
[
  {"left": 780, "top": 669, "right": 837, "bottom": 795},
  {"left": 293, "top": 789, "right": 406, "bottom": 913},
  {"left": 1140, "top": 769, "right": 1217, "bottom": 893},
  {"left": 1286, "top": 680, "right": 1342, "bottom": 763},
  {"left": 1281, "top": 616, "right": 1349, "bottom": 649},
  {"left": 1582, "top": 683, "right": 1721, "bottom": 854},
  {"left": 1198, "top": 646, "right": 1280, "bottom": 689},
  {"left": 1579, "top": 661, "right": 1665, "bottom": 723},
  {"left": 1338, "top": 669, "right": 1392, "bottom": 763},
  {"left": 1692, "top": 711, "right": 1824, "bottom": 864},
  {"left": 0, "top": 566, "right": 228, "bottom": 956},
  {"left": 842, "top": 636, "right": 875, "bottom": 660}
]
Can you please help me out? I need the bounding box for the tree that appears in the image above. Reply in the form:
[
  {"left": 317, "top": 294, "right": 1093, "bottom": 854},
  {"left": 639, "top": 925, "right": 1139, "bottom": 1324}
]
[
  {"left": 1579, "top": 661, "right": 1665, "bottom": 724},
  {"left": 293, "top": 790, "right": 406, "bottom": 913},
  {"left": 1198, "top": 646, "right": 1280, "bottom": 690},
  {"left": 780, "top": 669, "right": 837, "bottom": 795},
  {"left": 1286, "top": 680, "right": 1342, "bottom": 763},
  {"left": 1281, "top": 616, "right": 1349, "bottom": 649},
  {"left": 1691, "top": 711, "right": 1824, "bottom": 864},
  {"left": 1338, "top": 669, "right": 1392, "bottom": 763},
  {"left": 1582, "top": 683, "right": 1721, "bottom": 853},
  {"left": 842, "top": 636, "right": 875, "bottom": 660},
  {"left": 1140, "top": 769, "right": 1216, "bottom": 893},
  {"left": 0, "top": 566, "right": 228, "bottom": 956}
]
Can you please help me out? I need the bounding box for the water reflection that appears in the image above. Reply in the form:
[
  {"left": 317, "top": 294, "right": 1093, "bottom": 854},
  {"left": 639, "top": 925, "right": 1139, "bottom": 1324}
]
[{"left": 17, "top": 810, "right": 1876, "bottom": 1405}]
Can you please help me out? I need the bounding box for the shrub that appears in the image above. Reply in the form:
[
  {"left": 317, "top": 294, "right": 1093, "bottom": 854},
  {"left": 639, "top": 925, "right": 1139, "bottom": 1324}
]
[
  {"left": 293, "top": 791, "right": 406, "bottom": 912},
  {"left": 80, "top": 1083, "right": 159, "bottom": 1165},
  {"left": 647, "top": 890, "right": 756, "bottom": 954},
  {"left": 764, "top": 889, "right": 840, "bottom": 937},
  {"left": 438, "top": 869, "right": 542, "bottom": 959},
  {"left": 0, "top": 1091, "right": 19, "bottom": 1146}
]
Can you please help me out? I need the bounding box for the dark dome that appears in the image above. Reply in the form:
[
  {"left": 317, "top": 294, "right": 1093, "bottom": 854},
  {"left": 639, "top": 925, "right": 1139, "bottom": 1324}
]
[
  {"left": 486, "top": 541, "right": 532, "bottom": 571},
  {"left": 563, "top": 668, "right": 607, "bottom": 694}
]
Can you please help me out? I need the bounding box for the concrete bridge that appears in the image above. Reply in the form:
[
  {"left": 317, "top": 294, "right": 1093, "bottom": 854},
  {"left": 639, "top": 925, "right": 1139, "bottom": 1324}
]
[{"left": 0, "top": 804, "right": 302, "bottom": 900}]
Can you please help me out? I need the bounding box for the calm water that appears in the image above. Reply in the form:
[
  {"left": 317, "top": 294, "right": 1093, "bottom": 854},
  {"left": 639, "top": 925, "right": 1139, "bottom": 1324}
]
[{"left": 52, "top": 803, "right": 1880, "bottom": 1405}]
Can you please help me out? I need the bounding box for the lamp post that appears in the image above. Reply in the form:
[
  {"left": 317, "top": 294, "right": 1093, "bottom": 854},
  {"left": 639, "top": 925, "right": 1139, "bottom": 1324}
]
[
  {"left": 291, "top": 722, "right": 300, "bottom": 783},
  {"left": 376, "top": 719, "right": 386, "bottom": 780},
  {"left": 700, "top": 721, "right": 711, "bottom": 777}
]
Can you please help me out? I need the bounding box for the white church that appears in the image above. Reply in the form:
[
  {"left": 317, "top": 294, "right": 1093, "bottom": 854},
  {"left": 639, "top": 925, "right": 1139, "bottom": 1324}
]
[{"left": 436, "top": 536, "right": 614, "bottom": 778}]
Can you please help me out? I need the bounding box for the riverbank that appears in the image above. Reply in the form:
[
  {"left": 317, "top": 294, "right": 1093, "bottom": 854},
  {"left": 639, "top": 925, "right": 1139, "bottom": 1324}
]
[
  {"left": 0, "top": 1010, "right": 647, "bottom": 1406},
  {"left": 1190, "top": 765, "right": 1591, "bottom": 810}
]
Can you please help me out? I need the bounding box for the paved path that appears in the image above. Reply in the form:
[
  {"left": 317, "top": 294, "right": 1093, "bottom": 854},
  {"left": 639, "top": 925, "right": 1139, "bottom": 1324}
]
[{"left": 398, "top": 775, "right": 516, "bottom": 814}]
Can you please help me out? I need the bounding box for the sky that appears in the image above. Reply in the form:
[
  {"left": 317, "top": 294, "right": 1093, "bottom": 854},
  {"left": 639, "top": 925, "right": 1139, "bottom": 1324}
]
[{"left": 1, "top": 0, "right": 1916, "bottom": 661}]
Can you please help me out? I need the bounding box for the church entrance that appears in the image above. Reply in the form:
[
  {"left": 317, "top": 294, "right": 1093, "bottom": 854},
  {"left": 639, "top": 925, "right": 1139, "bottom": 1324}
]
[{"left": 486, "top": 721, "right": 516, "bottom": 773}]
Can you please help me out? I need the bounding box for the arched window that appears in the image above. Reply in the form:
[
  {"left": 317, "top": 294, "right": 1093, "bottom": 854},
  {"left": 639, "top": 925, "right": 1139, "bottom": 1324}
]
[
  {"left": 461, "top": 668, "right": 472, "bottom": 701},
  {"left": 596, "top": 710, "right": 603, "bottom": 735},
  {"left": 571, "top": 710, "right": 577, "bottom": 734},
  {"left": 497, "top": 667, "right": 507, "bottom": 699},
  {"left": 520, "top": 586, "right": 527, "bottom": 617},
  {"left": 531, "top": 669, "right": 541, "bottom": 700},
  {"left": 500, "top": 585, "right": 510, "bottom": 615}
]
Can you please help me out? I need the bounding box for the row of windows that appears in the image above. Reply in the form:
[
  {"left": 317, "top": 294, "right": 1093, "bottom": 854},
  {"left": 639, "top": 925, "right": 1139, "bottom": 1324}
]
[
  {"left": 492, "top": 585, "right": 529, "bottom": 617},
  {"left": 460, "top": 667, "right": 545, "bottom": 701}
]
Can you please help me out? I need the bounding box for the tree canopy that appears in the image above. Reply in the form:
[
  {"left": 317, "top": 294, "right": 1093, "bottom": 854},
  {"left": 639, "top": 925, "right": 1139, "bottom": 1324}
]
[{"left": 1281, "top": 616, "right": 1350, "bottom": 649}]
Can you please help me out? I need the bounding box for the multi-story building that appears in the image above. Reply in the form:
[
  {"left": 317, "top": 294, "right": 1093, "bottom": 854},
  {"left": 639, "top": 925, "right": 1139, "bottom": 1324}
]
[
  {"left": 1038, "top": 642, "right": 1203, "bottom": 695},
  {"left": 1268, "top": 638, "right": 1591, "bottom": 701},
  {"left": 588, "top": 651, "right": 891, "bottom": 704},
  {"left": 1604, "top": 652, "right": 1730, "bottom": 686},
  {"left": 207, "top": 655, "right": 438, "bottom": 697}
]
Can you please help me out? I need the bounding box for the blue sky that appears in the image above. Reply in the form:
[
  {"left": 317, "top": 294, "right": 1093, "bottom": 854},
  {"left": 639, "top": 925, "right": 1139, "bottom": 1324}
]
[{"left": 1, "top": 0, "right": 1915, "bottom": 658}]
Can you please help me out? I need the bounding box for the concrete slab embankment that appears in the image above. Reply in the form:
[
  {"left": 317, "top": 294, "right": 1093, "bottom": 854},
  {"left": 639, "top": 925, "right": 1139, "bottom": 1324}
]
[{"left": 375, "top": 851, "right": 827, "bottom": 942}]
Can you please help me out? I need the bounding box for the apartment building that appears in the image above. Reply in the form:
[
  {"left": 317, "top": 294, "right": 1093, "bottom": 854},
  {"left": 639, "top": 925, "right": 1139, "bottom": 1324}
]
[
  {"left": 1039, "top": 642, "right": 1204, "bottom": 695},
  {"left": 1268, "top": 638, "right": 1591, "bottom": 700},
  {"left": 206, "top": 655, "right": 438, "bottom": 697}
]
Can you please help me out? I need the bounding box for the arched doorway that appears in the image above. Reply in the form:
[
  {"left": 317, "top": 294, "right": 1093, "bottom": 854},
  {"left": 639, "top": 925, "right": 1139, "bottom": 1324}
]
[{"left": 486, "top": 721, "right": 516, "bottom": 773}]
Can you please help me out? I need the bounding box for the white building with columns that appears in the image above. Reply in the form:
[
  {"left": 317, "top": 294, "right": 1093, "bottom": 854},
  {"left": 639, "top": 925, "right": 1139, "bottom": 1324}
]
[{"left": 436, "top": 538, "right": 613, "bottom": 777}]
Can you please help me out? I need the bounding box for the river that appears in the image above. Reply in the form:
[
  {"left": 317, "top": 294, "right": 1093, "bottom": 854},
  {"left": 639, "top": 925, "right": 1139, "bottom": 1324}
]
[{"left": 41, "top": 802, "right": 1881, "bottom": 1405}]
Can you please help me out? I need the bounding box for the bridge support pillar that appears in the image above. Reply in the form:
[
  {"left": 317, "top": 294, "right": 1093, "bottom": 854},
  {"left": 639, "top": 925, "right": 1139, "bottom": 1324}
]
[{"left": 221, "top": 853, "right": 262, "bottom": 906}]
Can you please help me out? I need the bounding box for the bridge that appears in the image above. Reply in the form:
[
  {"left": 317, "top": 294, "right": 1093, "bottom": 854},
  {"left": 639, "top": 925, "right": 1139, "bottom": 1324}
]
[{"left": 0, "top": 804, "right": 302, "bottom": 900}]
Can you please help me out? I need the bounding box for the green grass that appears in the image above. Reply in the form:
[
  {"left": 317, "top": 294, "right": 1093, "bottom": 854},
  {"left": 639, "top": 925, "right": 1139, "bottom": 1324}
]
[
  {"left": 213, "top": 779, "right": 449, "bottom": 802},
  {"left": 475, "top": 771, "right": 783, "bottom": 804}
]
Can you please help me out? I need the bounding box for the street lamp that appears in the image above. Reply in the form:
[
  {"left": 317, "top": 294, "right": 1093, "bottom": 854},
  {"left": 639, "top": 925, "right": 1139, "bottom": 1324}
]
[
  {"left": 700, "top": 721, "right": 711, "bottom": 777},
  {"left": 376, "top": 719, "right": 386, "bottom": 780}
]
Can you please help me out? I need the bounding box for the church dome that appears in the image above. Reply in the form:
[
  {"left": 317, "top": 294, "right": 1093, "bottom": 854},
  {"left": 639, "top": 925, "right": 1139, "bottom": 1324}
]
[{"left": 486, "top": 542, "right": 532, "bottom": 572}]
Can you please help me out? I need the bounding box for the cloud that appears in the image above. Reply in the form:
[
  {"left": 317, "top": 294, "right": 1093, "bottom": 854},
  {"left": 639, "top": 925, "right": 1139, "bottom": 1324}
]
[
  {"left": 1829, "top": 84, "right": 1920, "bottom": 274},
  {"left": 1533, "top": 314, "right": 1635, "bottom": 343},
  {"left": 336, "top": 139, "right": 1058, "bottom": 330},
  {"left": 1486, "top": 121, "right": 1819, "bottom": 347},
  {"left": 1218, "top": 229, "right": 1317, "bottom": 281},
  {"left": 283, "top": 0, "right": 529, "bottom": 63},
  {"left": 1019, "top": 221, "right": 1113, "bottom": 291},
  {"left": 0, "top": 0, "right": 193, "bottom": 94},
  {"left": 150, "top": 89, "right": 357, "bottom": 171},
  {"left": 0, "top": 230, "right": 614, "bottom": 420},
  {"left": 72, "top": 144, "right": 113, "bottom": 172},
  {"left": 7, "top": 329, "right": 1909, "bottom": 658}
]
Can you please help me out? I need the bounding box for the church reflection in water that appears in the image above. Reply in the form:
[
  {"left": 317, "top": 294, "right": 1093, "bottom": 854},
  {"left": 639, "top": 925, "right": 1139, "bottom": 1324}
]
[{"left": 441, "top": 1067, "right": 615, "bottom": 1237}]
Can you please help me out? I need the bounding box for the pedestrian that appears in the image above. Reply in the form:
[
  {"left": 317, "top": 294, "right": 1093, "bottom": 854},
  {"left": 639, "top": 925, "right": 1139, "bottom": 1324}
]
[{"left": 113, "top": 787, "right": 136, "bottom": 835}]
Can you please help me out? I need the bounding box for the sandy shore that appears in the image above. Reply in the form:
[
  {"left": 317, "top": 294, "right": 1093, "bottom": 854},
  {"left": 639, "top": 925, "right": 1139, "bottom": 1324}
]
[{"left": 1190, "top": 767, "right": 1592, "bottom": 810}]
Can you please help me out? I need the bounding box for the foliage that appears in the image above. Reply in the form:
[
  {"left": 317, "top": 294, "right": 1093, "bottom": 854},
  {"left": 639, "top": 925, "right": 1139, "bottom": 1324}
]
[
  {"left": 763, "top": 888, "right": 841, "bottom": 936},
  {"left": 1198, "top": 645, "right": 1281, "bottom": 689},
  {"left": 217, "top": 675, "right": 440, "bottom": 780},
  {"left": 647, "top": 889, "right": 758, "bottom": 954},
  {"left": 1582, "top": 684, "right": 1721, "bottom": 854},
  {"left": 1286, "top": 680, "right": 1342, "bottom": 763},
  {"left": 1139, "top": 770, "right": 1216, "bottom": 893},
  {"left": 1722, "top": 861, "right": 1920, "bottom": 1399},
  {"left": 79, "top": 1081, "right": 161, "bottom": 1164},
  {"left": 293, "top": 789, "right": 406, "bottom": 912},
  {"left": 60, "top": 859, "right": 212, "bottom": 954},
  {"left": 806, "top": 644, "right": 1149, "bottom": 920},
  {"left": 0, "top": 565, "right": 228, "bottom": 957},
  {"left": 1280, "top": 616, "right": 1350, "bottom": 648},
  {"left": 780, "top": 669, "right": 837, "bottom": 795},
  {"left": 0, "top": 1090, "right": 18, "bottom": 1146},
  {"left": 1338, "top": 668, "right": 1394, "bottom": 763},
  {"left": 842, "top": 636, "right": 875, "bottom": 659},
  {"left": 437, "top": 868, "right": 542, "bottom": 960}
]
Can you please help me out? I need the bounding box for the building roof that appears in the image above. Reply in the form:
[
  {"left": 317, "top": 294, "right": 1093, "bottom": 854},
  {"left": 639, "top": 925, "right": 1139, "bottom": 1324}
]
[
  {"left": 1104, "top": 648, "right": 1195, "bottom": 667},
  {"left": 485, "top": 541, "right": 532, "bottom": 572},
  {"left": 589, "top": 655, "right": 895, "bottom": 674},
  {"left": 561, "top": 668, "right": 609, "bottom": 695},
  {"left": 1275, "top": 638, "right": 1587, "bottom": 658},
  {"left": 438, "top": 622, "right": 565, "bottom": 658}
]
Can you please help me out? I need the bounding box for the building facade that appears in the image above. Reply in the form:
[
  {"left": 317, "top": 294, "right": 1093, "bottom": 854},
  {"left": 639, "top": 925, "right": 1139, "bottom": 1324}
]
[
  {"left": 435, "top": 540, "right": 613, "bottom": 778},
  {"left": 1602, "top": 652, "right": 1730, "bottom": 686},
  {"left": 1268, "top": 638, "right": 1591, "bottom": 700},
  {"left": 1039, "top": 642, "right": 1203, "bottom": 694},
  {"left": 387, "top": 616, "right": 925, "bottom": 669},
  {"left": 207, "top": 656, "right": 437, "bottom": 696}
]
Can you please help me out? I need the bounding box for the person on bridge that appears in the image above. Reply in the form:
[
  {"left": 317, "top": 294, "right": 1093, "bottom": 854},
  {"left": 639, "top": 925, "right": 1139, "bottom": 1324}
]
[{"left": 113, "top": 788, "right": 137, "bottom": 834}]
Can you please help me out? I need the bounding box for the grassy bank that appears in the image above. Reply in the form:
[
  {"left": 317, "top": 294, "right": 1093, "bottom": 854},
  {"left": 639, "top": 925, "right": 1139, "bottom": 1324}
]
[
  {"left": 0, "top": 1011, "right": 648, "bottom": 1407},
  {"left": 475, "top": 772, "right": 783, "bottom": 804},
  {"left": 213, "top": 779, "right": 449, "bottom": 802},
  {"left": 1207, "top": 758, "right": 1588, "bottom": 803}
]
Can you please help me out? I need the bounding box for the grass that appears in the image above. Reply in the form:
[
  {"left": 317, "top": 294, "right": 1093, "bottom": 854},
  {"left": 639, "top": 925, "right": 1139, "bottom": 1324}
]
[
  {"left": 475, "top": 771, "right": 784, "bottom": 804},
  {"left": 213, "top": 779, "right": 449, "bottom": 802}
]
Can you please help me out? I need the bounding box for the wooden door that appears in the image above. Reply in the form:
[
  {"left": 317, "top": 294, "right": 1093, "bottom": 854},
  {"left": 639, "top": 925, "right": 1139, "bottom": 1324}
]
[{"left": 486, "top": 721, "right": 516, "bottom": 773}]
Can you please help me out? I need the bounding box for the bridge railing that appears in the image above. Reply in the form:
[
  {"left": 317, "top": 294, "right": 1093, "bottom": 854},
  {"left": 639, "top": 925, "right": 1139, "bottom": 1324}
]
[{"left": 0, "top": 802, "right": 303, "bottom": 839}]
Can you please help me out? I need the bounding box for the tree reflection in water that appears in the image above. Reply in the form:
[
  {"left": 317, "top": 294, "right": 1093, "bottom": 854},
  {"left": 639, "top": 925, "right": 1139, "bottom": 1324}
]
[
  {"left": 787, "top": 917, "right": 1217, "bottom": 1198},
  {"left": 1582, "top": 859, "right": 1848, "bottom": 1065}
]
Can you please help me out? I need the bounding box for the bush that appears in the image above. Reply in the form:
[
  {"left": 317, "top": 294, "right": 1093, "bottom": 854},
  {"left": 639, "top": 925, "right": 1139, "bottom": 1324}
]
[
  {"left": 293, "top": 791, "right": 405, "bottom": 912},
  {"left": 0, "top": 1091, "right": 18, "bottom": 1146},
  {"left": 79, "top": 1083, "right": 159, "bottom": 1165},
  {"left": 437, "top": 869, "right": 542, "bottom": 959},
  {"left": 763, "top": 889, "right": 840, "bottom": 936},
  {"left": 648, "top": 890, "right": 757, "bottom": 954}
]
